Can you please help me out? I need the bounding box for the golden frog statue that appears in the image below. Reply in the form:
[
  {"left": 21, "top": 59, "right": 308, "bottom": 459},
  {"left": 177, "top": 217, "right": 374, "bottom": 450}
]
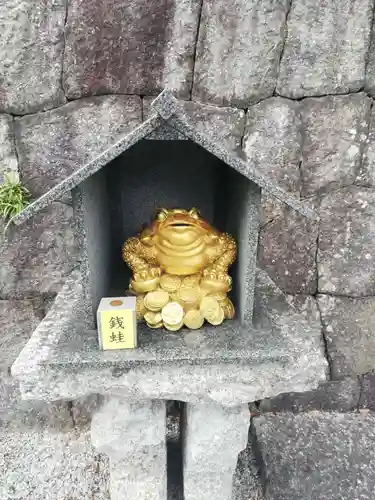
[
  {"left": 122, "top": 208, "right": 236, "bottom": 291},
  {"left": 122, "top": 208, "right": 237, "bottom": 330}
]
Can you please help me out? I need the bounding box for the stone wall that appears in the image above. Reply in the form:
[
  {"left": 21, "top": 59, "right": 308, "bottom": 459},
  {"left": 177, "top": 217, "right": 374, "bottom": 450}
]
[{"left": 2, "top": 0, "right": 375, "bottom": 498}]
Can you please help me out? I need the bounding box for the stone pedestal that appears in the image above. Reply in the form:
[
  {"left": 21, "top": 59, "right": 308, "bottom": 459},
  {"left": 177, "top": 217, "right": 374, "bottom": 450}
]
[
  {"left": 91, "top": 397, "right": 167, "bottom": 500},
  {"left": 11, "top": 269, "right": 327, "bottom": 499},
  {"left": 182, "top": 403, "right": 249, "bottom": 500}
]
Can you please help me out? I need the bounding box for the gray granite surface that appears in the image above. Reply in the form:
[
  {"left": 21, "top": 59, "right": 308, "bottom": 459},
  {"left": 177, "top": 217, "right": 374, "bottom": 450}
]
[
  {"left": 11, "top": 269, "right": 326, "bottom": 405},
  {"left": 243, "top": 97, "right": 301, "bottom": 223},
  {"left": 254, "top": 412, "right": 375, "bottom": 500},
  {"left": 183, "top": 403, "right": 249, "bottom": 500},
  {"left": 259, "top": 378, "right": 361, "bottom": 413},
  {"left": 259, "top": 208, "right": 318, "bottom": 295},
  {"left": 63, "top": 0, "right": 200, "bottom": 99},
  {"left": 232, "top": 446, "right": 263, "bottom": 500},
  {"left": 0, "top": 114, "right": 18, "bottom": 183},
  {"left": 192, "top": 0, "right": 289, "bottom": 107},
  {"left": 92, "top": 398, "right": 166, "bottom": 500},
  {"left": 300, "top": 94, "right": 371, "bottom": 197},
  {"left": 318, "top": 186, "right": 375, "bottom": 296},
  {"left": 0, "top": 425, "right": 109, "bottom": 499},
  {"left": 11, "top": 114, "right": 162, "bottom": 226},
  {"left": 359, "top": 103, "right": 375, "bottom": 186},
  {"left": 365, "top": 13, "right": 375, "bottom": 96},
  {"left": 15, "top": 95, "right": 142, "bottom": 198},
  {"left": 318, "top": 294, "right": 375, "bottom": 378},
  {"left": 0, "top": 0, "right": 66, "bottom": 115},
  {"left": 1, "top": 202, "right": 79, "bottom": 298},
  {"left": 143, "top": 97, "right": 245, "bottom": 151},
  {"left": 277, "top": 0, "right": 373, "bottom": 98},
  {"left": 0, "top": 298, "right": 41, "bottom": 415},
  {"left": 243, "top": 98, "right": 301, "bottom": 191},
  {"left": 359, "top": 372, "right": 375, "bottom": 410}
]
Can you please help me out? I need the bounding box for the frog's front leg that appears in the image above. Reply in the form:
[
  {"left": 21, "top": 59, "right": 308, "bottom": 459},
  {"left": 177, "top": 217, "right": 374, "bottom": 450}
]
[
  {"left": 122, "top": 237, "right": 161, "bottom": 282},
  {"left": 202, "top": 234, "right": 236, "bottom": 292}
]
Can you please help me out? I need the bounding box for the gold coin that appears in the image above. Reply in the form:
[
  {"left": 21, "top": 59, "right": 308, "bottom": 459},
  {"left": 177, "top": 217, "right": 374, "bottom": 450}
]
[
  {"left": 131, "top": 277, "right": 160, "bottom": 293},
  {"left": 222, "top": 298, "right": 235, "bottom": 319},
  {"left": 146, "top": 321, "right": 163, "bottom": 329},
  {"left": 136, "top": 295, "right": 147, "bottom": 320},
  {"left": 182, "top": 274, "right": 201, "bottom": 287},
  {"left": 200, "top": 296, "right": 221, "bottom": 322},
  {"left": 160, "top": 274, "right": 182, "bottom": 292},
  {"left": 144, "top": 311, "right": 162, "bottom": 325},
  {"left": 144, "top": 290, "right": 169, "bottom": 311},
  {"left": 161, "top": 302, "right": 184, "bottom": 326},
  {"left": 177, "top": 286, "right": 200, "bottom": 307},
  {"left": 169, "top": 291, "right": 179, "bottom": 302},
  {"left": 163, "top": 320, "right": 183, "bottom": 331},
  {"left": 206, "top": 306, "right": 224, "bottom": 326},
  {"left": 198, "top": 287, "right": 210, "bottom": 299},
  {"left": 207, "top": 292, "right": 227, "bottom": 304},
  {"left": 183, "top": 309, "right": 204, "bottom": 330}
]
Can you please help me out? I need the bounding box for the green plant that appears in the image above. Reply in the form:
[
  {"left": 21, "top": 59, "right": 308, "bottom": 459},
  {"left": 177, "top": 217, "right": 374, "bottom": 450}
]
[{"left": 0, "top": 173, "right": 30, "bottom": 231}]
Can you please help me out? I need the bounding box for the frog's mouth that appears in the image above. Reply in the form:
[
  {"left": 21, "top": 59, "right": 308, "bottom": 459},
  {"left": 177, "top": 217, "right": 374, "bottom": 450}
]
[
  {"left": 169, "top": 223, "right": 192, "bottom": 229},
  {"left": 163, "top": 216, "right": 210, "bottom": 232}
]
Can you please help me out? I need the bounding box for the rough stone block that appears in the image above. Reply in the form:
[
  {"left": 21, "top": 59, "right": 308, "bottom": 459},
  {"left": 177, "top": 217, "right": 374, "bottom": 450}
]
[
  {"left": 15, "top": 95, "right": 142, "bottom": 198},
  {"left": 300, "top": 94, "right": 371, "bottom": 197},
  {"left": 182, "top": 403, "right": 249, "bottom": 500},
  {"left": 192, "top": 0, "right": 290, "bottom": 107},
  {"left": 318, "top": 294, "right": 375, "bottom": 378},
  {"left": 0, "top": 203, "right": 79, "bottom": 297},
  {"left": 365, "top": 17, "right": 375, "bottom": 96},
  {"left": 318, "top": 186, "right": 375, "bottom": 296},
  {"left": 0, "top": 0, "right": 66, "bottom": 115},
  {"left": 92, "top": 398, "right": 166, "bottom": 500},
  {"left": 259, "top": 378, "right": 360, "bottom": 413},
  {"left": 0, "top": 299, "right": 72, "bottom": 429},
  {"left": 0, "top": 426, "right": 109, "bottom": 499},
  {"left": 143, "top": 98, "right": 245, "bottom": 152},
  {"left": 0, "top": 299, "right": 42, "bottom": 373},
  {"left": 232, "top": 446, "right": 264, "bottom": 500},
  {"left": 359, "top": 372, "right": 375, "bottom": 410},
  {"left": 358, "top": 104, "right": 375, "bottom": 186},
  {"left": 254, "top": 412, "right": 375, "bottom": 500},
  {"left": 243, "top": 97, "right": 301, "bottom": 224},
  {"left": 258, "top": 207, "right": 318, "bottom": 295},
  {"left": 71, "top": 394, "right": 102, "bottom": 427},
  {"left": 277, "top": 0, "right": 373, "bottom": 98},
  {"left": 63, "top": 0, "right": 201, "bottom": 99},
  {"left": 0, "top": 114, "right": 18, "bottom": 183}
]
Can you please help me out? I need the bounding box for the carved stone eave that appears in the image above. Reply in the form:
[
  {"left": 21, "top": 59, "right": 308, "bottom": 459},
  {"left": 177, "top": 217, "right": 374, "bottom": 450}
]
[{"left": 10, "top": 89, "right": 317, "bottom": 227}]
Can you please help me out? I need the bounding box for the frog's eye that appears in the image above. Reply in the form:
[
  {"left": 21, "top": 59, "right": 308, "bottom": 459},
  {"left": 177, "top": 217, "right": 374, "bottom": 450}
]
[
  {"left": 189, "top": 208, "right": 200, "bottom": 219},
  {"left": 155, "top": 208, "right": 169, "bottom": 222}
]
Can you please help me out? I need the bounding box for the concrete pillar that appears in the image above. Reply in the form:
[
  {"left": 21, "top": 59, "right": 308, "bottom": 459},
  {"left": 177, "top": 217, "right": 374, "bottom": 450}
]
[
  {"left": 91, "top": 397, "right": 167, "bottom": 500},
  {"left": 182, "top": 402, "right": 250, "bottom": 500}
]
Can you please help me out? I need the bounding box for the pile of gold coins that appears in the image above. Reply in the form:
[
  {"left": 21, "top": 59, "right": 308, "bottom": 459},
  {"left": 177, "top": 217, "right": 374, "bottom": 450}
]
[{"left": 133, "top": 273, "right": 235, "bottom": 331}]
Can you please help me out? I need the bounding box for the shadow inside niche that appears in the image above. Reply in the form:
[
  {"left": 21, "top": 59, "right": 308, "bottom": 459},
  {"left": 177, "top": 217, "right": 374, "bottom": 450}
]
[{"left": 167, "top": 400, "right": 183, "bottom": 500}]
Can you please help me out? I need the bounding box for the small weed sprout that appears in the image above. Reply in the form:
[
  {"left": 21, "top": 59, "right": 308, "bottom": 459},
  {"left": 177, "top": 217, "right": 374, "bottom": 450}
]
[{"left": 0, "top": 173, "right": 30, "bottom": 231}]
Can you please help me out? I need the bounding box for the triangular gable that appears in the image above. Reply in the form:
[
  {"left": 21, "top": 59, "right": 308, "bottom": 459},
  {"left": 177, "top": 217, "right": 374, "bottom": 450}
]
[{"left": 11, "top": 90, "right": 317, "bottom": 227}]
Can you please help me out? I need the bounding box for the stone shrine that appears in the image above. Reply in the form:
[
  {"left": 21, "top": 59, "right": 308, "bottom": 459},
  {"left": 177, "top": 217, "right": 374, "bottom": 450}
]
[
  {"left": 3, "top": 0, "right": 375, "bottom": 497},
  {"left": 10, "top": 90, "right": 326, "bottom": 500}
]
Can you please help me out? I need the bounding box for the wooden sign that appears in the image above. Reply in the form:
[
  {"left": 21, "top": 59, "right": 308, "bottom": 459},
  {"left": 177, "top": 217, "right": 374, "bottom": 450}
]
[{"left": 97, "top": 297, "right": 137, "bottom": 350}]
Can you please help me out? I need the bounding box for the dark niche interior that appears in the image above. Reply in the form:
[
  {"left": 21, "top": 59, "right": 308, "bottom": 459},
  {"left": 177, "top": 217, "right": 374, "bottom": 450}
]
[{"left": 80, "top": 139, "right": 258, "bottom": 324}]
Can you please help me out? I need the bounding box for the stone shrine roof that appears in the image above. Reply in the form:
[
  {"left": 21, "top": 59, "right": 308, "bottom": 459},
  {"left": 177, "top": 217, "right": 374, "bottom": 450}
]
[{"left": 10, "top": 90, "right": 317, "bottom": 227}]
